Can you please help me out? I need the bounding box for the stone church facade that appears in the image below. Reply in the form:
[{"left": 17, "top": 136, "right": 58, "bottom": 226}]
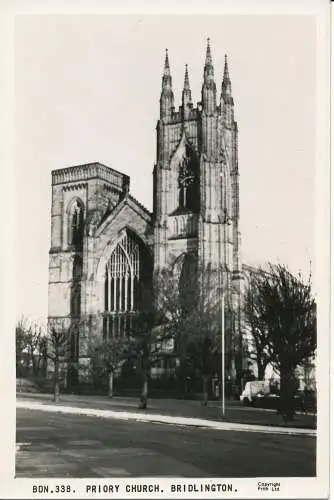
[{"left": 48, "top": 40, "right": 243, "bottom": 382}]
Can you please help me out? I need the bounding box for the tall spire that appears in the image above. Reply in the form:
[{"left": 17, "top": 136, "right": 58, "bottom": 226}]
[
  {"left": 182, "top": 64, "right": 192, "bottom": 118},
  {"left": 160, "top": 48, "right": 174, "bottom": 120}
]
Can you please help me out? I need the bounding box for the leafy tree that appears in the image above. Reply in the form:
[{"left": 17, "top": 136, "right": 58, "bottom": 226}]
[{"left": 244, "top": 264, "right": 316, "bottom": 421}]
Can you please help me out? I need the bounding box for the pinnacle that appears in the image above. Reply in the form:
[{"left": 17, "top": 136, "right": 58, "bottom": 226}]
[
  {"left": 161, "top": 48, "right": 174, "bottom": 108},
  {"left": 184, "top": 64, "right": 190, "bottom": 90},
  {"left": 164, "top": 48, "right": 170, "bottom": 76},
  {"left": 223, "top": 53, "right": 230, "bottom": 82},
  {"left": 205, "top": 37, "right": 212, "bottom": 66}
]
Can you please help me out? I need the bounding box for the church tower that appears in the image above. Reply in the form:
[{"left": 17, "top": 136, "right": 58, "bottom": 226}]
[{"left": 153, "top": 40, "right": 243, "bottom": 376}]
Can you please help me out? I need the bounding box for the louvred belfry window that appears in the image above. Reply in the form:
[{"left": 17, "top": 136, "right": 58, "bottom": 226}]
[{"left": 177, "top": 144, "right": 199, "bottom": 213}]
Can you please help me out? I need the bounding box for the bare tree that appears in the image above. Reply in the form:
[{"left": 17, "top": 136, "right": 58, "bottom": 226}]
[
  {"left": 185, "top": 281, "right": 220, "bottom": 405},
  {"left": 15, "top": 317, "right": 49, "bottom": 378},
  {"left": 154, "top": 268, "right": 191, "bottom": 389},
  {"left": 45, "top": 319, "right": 71, "bottom": 403},
  {"left": 126, "top": 309, "right": 168, "bottom": 409},
  {"left": 244, "top": 264, "right": 316, "bottom": 422},
  {"left": 16, "top": 317, "right": 28, "bottom": 376},
  {"left": 88, "top": 335, "right": 127, "bottom": 397},
  {"left": 25, "top": 321, "right": 45, "bottom": 376},
  {"left": 244, "top": 270, "right": 272, "bottom": 380},
  {"left": 155, "top": 264, "right": 221, "bottom": 404}
]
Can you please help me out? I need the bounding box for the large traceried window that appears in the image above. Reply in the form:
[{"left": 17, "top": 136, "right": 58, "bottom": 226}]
[
  {"left": 69, "top": 199, "right": 84, "bottom": 249},
  {"left": 103, "top": 231, "right": 152, "bottom": 339}
]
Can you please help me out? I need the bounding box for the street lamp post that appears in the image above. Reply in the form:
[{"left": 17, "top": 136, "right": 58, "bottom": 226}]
[
  {"left": 220, "top": 149, "right": 233, "bottom": 415},
  {"left": 221, "top": 289, "right": 225, "bottom": 416}
]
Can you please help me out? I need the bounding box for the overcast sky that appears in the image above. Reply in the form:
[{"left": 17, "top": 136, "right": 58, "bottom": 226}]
[{"left": 14, "top": 14, "right": 316, "bottom": 321}]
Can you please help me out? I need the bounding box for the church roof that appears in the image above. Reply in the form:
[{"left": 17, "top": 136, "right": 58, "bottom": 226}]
[
  {"left": 128, "top": 194, "right": 152, "bottom": 217},
  {"left": 169, "top": 206, "right": 193, "bottom": 216},
  {"left": 95, "top": 193, "right": 152, "bottom": 238}
]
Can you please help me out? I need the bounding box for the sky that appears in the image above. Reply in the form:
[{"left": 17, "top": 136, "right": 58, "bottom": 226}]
[{"left": 14, "top": 14, "right": 316, "bottom": 322}]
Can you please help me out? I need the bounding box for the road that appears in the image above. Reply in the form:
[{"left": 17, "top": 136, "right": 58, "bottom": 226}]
[{"left": 16, "top": 408, "right": 316, "bottom": 478}]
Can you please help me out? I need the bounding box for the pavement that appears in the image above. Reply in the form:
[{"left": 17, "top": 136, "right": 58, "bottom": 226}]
[
  {"left": 16, "top": 408, "right": 316, "bottom": 477},
  {"left": 16, "top": 392, "right": 316, "bottom": 436}
]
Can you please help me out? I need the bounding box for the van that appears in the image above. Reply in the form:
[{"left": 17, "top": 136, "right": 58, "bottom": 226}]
[{"left": 240, "top": 380, "right": 270, "bottom": 405}]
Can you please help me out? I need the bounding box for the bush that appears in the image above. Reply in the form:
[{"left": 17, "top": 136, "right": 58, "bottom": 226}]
[{"left": 16, "top": 376, "right": 55, "bottom": 394}]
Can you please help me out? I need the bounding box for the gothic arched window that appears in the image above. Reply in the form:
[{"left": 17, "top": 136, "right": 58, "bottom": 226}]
[
  {"left": 69, "top": 199, "right": 84, "bottom": 249},
  {"left": 104, "top": 231, "right": 152, "bottom": 317},
  {"left": 178, "top": 144, "right": 199, "bottom": 213}
]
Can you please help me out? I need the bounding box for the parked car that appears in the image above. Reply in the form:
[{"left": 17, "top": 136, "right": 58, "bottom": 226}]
[
  {"left": 252, "top": 392, "right": 280, "bottom": 409},
  {"left": 245, "top": 388, "right": 316, "bottom": 413}
]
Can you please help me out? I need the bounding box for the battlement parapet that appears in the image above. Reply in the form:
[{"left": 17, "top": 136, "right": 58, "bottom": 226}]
[{"left": 52, "top": 162, "right": 130, "bottom": 191}]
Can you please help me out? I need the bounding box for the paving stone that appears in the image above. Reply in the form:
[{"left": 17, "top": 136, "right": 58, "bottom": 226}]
[
  {"left": 91, "top": 467, "right": 131, "bottom": 477},
  {"left": 68, "top": 440, "right": 102, "bottom": 446}
]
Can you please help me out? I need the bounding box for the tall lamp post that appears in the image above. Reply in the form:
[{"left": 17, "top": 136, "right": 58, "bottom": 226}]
[
  {"left": 221, "top": 287, "right": 225, "bottom": 416},
  {"left": 219, "top": 129, "right": 234, "bottom": 415}
]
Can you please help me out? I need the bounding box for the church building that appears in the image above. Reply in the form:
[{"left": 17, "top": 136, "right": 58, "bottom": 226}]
[{"left": 48, "top": 40, "right": 243, "bottom": 383}]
